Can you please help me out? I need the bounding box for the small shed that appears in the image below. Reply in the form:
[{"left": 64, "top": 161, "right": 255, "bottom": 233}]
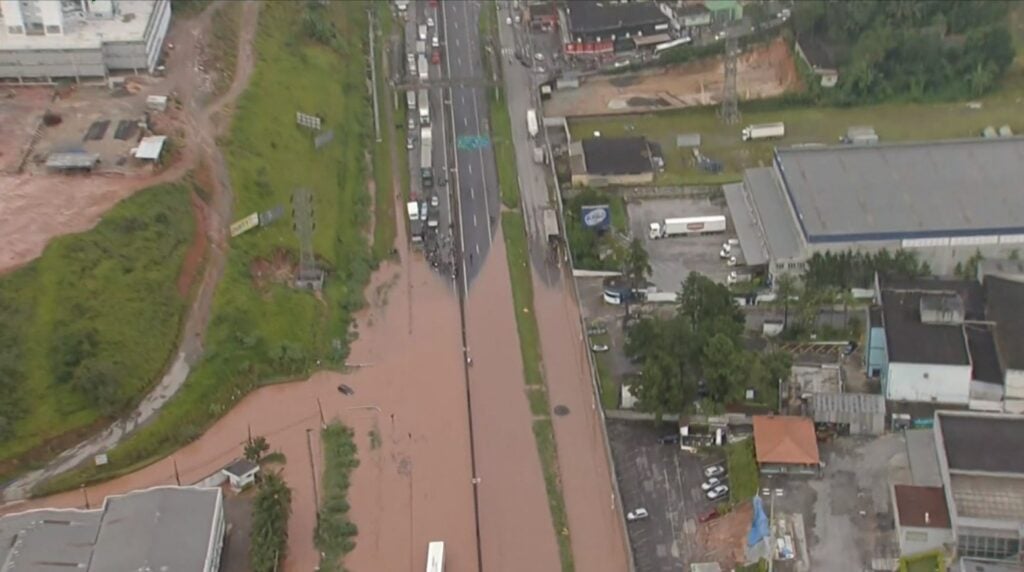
[
  {"left": 675, "top": 133, "right": 701, "bottom": 148},
  {"left": 221, "top": 458, "right": 260, "bottom": 491},
  {"left": 46, "top": 151, "right": 100, "bottom": 172},
  {"left": 133, "top": 135, "right": 167, "bottom": 161},
  {"left": 146, "top": 95, "right": 169, "bottom": 112},
  {"left": 809, "top": 392, "right": 886, "bottom": 436}
]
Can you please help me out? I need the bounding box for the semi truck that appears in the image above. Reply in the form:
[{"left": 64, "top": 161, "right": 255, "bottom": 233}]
[
  {"left": 418, "top": 89, "right": 430, "bottom": 125},
  {"left": 741, "top": 122, "right": 785, "bottom": 142},
  {"left": 420, "top": 127, "right": 433, "bottom": 188},
  {"left": 648, "top": 215, "right": 726, "bottom": 239},
  {"left": 526, "top": 108, "right": 538, "bottom": 138},
  {"left": 841, "top": 126, "right": 879, "bottom": 145},
  {"left": 418, "top": 54, "right": 429, "bottom": 81}
]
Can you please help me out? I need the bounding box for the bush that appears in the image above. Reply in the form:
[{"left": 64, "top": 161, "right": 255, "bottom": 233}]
[
  {"left": 250, "top": 472, "right": 292, "bottom": 572},
  {"left": 316, "top": 423, "right": 360, "bottom": 571}
]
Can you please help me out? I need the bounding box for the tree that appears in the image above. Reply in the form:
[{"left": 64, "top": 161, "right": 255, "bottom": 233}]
[
  {"left": 250, "top": 472, "right": 292, "bottom": 572},
  {"left": 701, "top": 334, "right": 742, "bottom": 403},
  {"left": 774, "top": 274, "right": 799, "bottom": 331},
  {"left": 245, "top": 435, "right": 270, "bottom": 463},
  {"left": 634, "top": 351, "right": 687, "bottom": 422},
  {"left": 622, "top": 238, "right": 652, "bottom": 290}
]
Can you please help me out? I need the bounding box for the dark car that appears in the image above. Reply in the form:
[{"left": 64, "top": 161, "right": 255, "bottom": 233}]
[
  {"left": 657, "top": 434, "right": 680, "bottom": 445},
  {"left": 698, "top": 508, "right": 721, "bottom": 523},
  {"left": 437, "top": 172, "right": 447, "bottom": 187},
  {"left": 337, "top": 384, "right": 354, "bottom": 396}
]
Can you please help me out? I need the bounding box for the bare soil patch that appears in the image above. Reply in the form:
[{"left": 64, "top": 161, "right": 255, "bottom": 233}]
[
  {"left": 177, "top": 192, "right": 209, "bottom": 297},
  {"left": 249, "top": 249, "right": 298, "bottom": 291},
  {"left": 698, "top": 501, "right": 754, "bottom": 569}
]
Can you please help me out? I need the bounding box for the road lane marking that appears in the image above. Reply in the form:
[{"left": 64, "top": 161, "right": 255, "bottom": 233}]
[
  {"left": 475, "top": 243, "right": 481, "bottom": 255},
  {"left": 463, "top": 116, "right": 468, "bottom": 127},
  {"left": 468, "top": 164, "right": 473, "bottom": 175},
  {"left": 473, "top": 213, "right": 477, "bottom": 227},
  {"left": 455, "top": 38, "right": 460, "bottom": 48},
  {"left": 457, "top": 57, "right": 462, "bottom": 66},
  {"left": 470, "top": 187, "right": 475, "bottom": 199}
]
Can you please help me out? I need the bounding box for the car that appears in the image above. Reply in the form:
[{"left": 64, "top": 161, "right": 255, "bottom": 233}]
[
  {"left": 337, "top": 384, "right": 354, "bottom": 395},
  {"left": 726, "top": 255, "right": 738, "bottom": 267},
  {"left": 706, "top": 484, "right": 729, "bottom": 500},
  {"left": 506, "top": 16, "right": 512, "bottom": 25},
  {"left": 657, "top": 434, "right": 680, "bottom": 445},
  {"left": 427, "top": 17, "right": 434, "bottom": 27},
  {"left": 591, "top": 344, "right": 609, "bottom": 353},
  {"left": 534, "top": 52, "right": 545, "bottom": 61},
  {"left": 514, "top": 14, "right": 521, "bottom": 23},
  {"left": 704, "top": 464, "right": 726, "bottom": 478},
  {"left": 626, "top": 508, "right": 649, "bottom": 522},
  {"left": 587, "top": 326, "right": 607, "bottom": 336},
  {"left": 432, "top": 35, "right": 439, "bottom": 48},
  {"left": 701, "top": 477, "right": 722, "bottom": 491},
  {"left": 698, "top": 508, "right": 721, "bottom": 523},
  {"left": 437, "top": 172, "right": 447, "bottom": 187},
  {"left": 408, "top": 116, "right": 416, "bottom": 130},
  {"left": 430, "top": 195, "right": 440, "bottom": 208},
  {"left": 431, "top": 50, "right": 441, "bottom": 65},
  {"left": 406, "top": 136, "right": 415, "bottom": 150}
]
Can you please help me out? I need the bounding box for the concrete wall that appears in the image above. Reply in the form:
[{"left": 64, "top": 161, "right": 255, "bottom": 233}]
[
  {"left": 571, "top": 171, "right": 654, "bottom": 187},
  {"left": 204, "top": 491, "right": 226, "bottom": 572},
  {"left": 898, "top": 524, "right": 953, "bottom": 557},
  {"left": 886, "top": 362, "right": 971, "bottom": 405},
  {"left": 1005, "top": 368, "right": 1024, "bottom": 400}
]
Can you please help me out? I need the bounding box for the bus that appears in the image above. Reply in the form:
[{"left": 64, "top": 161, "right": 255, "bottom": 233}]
[{"left": 426, "top": 541, "right": 445, "bottom": 572}]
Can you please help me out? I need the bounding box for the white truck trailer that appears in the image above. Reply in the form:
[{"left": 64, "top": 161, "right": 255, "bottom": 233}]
[
  {"left": 841, "top": 126, "right": 879, "bottom": 145},
  {"left": 418, "top": 54, "right": 429, "bottom": 81},
  {"left": 649, "top": 215, "right": 726, "bottom": 239},
  {"left": 741, "top": 122, "right": 785, "bottom": 142},
  {"left": 426, "top": 541, "right": 445, "bottom": 572},
  {"left": 526, "top": 108, "right": 539, "bottom": 138},
  {"left": 418, "top": 89, "right": 430, "bottom": 125},
  {"left": 420, "top": 127, "right": 433, "bottom": 188},
  {"left": 418, "top": 24, "right": 428, "bottom": 41},
  {"left": 416, "top": 40, "right": 426, "bottom": 55}
]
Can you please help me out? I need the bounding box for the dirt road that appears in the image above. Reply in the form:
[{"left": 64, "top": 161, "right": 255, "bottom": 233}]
[{"left": 0, "top": 0, "right": 261, "bottom": 501}]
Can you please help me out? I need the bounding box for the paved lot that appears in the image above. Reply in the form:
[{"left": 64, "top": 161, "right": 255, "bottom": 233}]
[
  {"left": 625, "top": 197, "right": 734, "bottom": 292},
  {"left": 608, "top": 419, "right": 726, "bottom": 571},
  {"left": 221, "top": 490, "right": 253, "bottom": 572}
]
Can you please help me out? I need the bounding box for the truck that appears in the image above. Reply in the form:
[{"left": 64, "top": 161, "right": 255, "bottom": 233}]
[
  {"left": 532, "top": 146, "right": 545, "bottom": 164},
  {"left": 418, "top": 54, "right": 429, "bottom": 81},
  {"left": 420, "top": 127, "right": 433, "bottom": 188},
  {"left": 426, "top": 541, "right": 445, "bottom": 572},
  {"left": 841, "top": 126, "right": 879, "bottom": 145},
  {"left": 418, "top": 24, "right": 428, "bottom": 41},
  {"left": 418, "top": 89, "right": 430, "bottom": 125},
  {"left": 406, "top": 90, "right": 416, "bottom": 111},
  {"left": 416, "top": 40, "right": 426, "bottom": 55},
  {"left": 526, "top": 108, "right": 538, "bottom": 138},
  {"left": 648, "top": 215, "right": 726, "bottom": 239},
  {"left": 741, "top": 122, "right": 785, "bottom": 142},
  {"left": 406, "top": 200, "right": 420, "bottom": 221}
]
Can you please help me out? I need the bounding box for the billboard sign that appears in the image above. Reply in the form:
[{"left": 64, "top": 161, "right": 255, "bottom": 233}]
[
  {"left": 581, "top": 204, "right": 611, "bottom": 230},
  {"left": 230, "top": 212, "right": 260, "bottom": 237}
]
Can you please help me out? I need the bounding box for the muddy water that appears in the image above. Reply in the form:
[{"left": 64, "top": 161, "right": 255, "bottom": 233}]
[
  {"left": 532, "top": 271, "right": 630, "bottom": 571},
  {"left": 465, "top": 230, "right": 562, "bottom": 571}
]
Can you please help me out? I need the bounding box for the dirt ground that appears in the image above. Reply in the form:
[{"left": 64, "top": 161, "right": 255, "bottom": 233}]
[
  {"left": 545, "top": 37, "right": 799, "bottom": 118},
  {"left": 698, "top": 500, "right": 754, "bottom": 569}
]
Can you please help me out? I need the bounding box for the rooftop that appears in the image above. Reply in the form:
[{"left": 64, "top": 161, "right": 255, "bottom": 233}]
[
  {"left": 965, "top": 325, "right": 1003, "bottom": 384},
  {"left": 949, "top": 473, "right": 1024, "bottom": 521},
  {"left": 752, "top": 415, "right": 820, "bottom": 466},
  {"left": 893, "top": 485, "right": 951, "bottom": 529},
  {"left": 773, "top": 139, "right": 1024, "bottom": 243},
  {"left": 741, "top": 167, "right": 803, "bottom": 260},
  {"left": 0, "top": 486, "right": 222, "bottom": 572},
  {"left": 722, "top": 183, "right": 770, "bottom": 266},
  {"left": 0, "top": 0, "right": 161, "bottom": 51},
  {"left": 581, "top": 136, "right": 653, "bottom": 176},
  {"left": 223, "top": 457, "right": 259, "bottom": 478},
  {"left": 881, "top": 289, "right": 969, "bottom": 366},
  {"left": 566, "top": 1, "right": 668, "bottom": 35},
  {"left": 938, "top": 412, "right": 1024, "bottom": 474},
  {"left": 985, "top": 275, "right": 1024, "bottom": 370}
]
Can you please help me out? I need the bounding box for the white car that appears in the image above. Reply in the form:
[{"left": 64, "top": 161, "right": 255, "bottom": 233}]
[
  {"left": 432, "top": 36, "right": 439, "bottom": 48},
  {"left": 706, "top": 484, "right": 729, "bottom": 500},
  {"left": 534, "top": 52, "right": 545, "bottom": 61},
  {"left": 430, "top": 195, "right": 440, "bottom": 208},
  {"left": 506, "top": 16, "right": 512, "bottom": 25},
  {"left": 626, "top": 508, "right": 649, "bottom": 522},
  {"left": 427, "top": 17, "right": 434, "bottom": 27},
  {"left": 591, "top": 344, "right": 610, "bottom": 353},
  {"left": 701, "top": 477, "right": 722, "bottom": 491},
  {"left": 726, "top": 256, "right": 738, "bottom": 267},
  {"left": 704, "top": 465, "right": 726, "bottom": 478}
]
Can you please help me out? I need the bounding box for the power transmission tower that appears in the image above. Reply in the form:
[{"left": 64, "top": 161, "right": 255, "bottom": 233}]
[
  {"left": 291, "top": 188, "right": 323, "bottom": 291},
  {"left": 721, "top": 29, "right": 741, "bottom": 125}
]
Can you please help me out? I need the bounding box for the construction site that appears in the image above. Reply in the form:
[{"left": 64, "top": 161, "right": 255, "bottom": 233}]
[{"left": 544, "top": 37, "right": 799, "bottom": 118}]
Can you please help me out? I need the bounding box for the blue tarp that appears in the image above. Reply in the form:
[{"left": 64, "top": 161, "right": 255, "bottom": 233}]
[{"left": 747, "top": 496, "right": 769, "bottom": 547}]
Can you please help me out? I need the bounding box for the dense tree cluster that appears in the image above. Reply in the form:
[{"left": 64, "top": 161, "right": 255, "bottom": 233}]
[
  {"left": 625, "top": 273, "right": 791, "bottom": 419},
  {"left": 802, "top": 249, "right": 931, "bottom": 290},
  {"left": 251, "top": 472, "right": 293, "bottom": 572},
  {"left": 794, "top": 0, "right": 1015, "bottom": 103}
]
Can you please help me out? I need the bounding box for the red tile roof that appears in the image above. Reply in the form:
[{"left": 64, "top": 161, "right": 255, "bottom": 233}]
[
  {"left": 752, "top": 415, "right": 820, "bottom": 465},
  {"left": 893, "top": 485, "right": 951, "bottom": 529}
]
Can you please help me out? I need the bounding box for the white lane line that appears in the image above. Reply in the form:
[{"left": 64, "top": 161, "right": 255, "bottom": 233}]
[
  {"left": 455, "top": 38, "right": 460, "bottom": 48},
  {"left": 475, "top": 243, "right": 481, "bottom": 255},
  {"left": 468, "top": 164, "right": 473, "bottom": 175},
  {"left": 463, "top": 116, "right": 468, "bottom": 127},
  {"left": 467, "top": 86, "right": 493, "bottom": 246},
  {"left": 460, "top": 94, "right": 465, "bottom": 105},
  {"left": 470, "top": 187, "right": 475, "bottom": 199},
  {"left": 473, "top": 213, "right": 478, "bottom": 227},
  {"left": 457, "top": 56, "right": 463, "bottom": 66}
]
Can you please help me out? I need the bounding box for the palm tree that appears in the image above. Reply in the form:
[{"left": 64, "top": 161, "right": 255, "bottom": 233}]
[
  {"left": 244, "top": 435, "right": 270, "bottom": 463},
  {"left": 775, "top": 273, "right": 799, "bottom": 331}
]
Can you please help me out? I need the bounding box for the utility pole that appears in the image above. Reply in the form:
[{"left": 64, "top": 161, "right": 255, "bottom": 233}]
[{"left": 721, "top": 28, "right": 740, "bottom": 125}]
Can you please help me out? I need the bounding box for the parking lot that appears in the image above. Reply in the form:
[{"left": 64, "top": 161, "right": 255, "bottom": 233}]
[
  {"left": 625, "top": 196, "right": 734, "bottom": 292},
  {"left": 608, "top": 419, "right": 729, "bottom": 571}
]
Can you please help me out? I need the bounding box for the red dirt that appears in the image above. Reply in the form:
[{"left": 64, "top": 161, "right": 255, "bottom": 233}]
[
  {"left": 698, "top": 500, "right": 754, "bottom": 569},
  {"left": 248, "top": 249, "right": 297, "bottom": 292},
  {"left": 531, "top": 268, "right": 631, "bottom": 571},
  {"left": 177, "top": 192, "right": 209, "bottom": 297}
]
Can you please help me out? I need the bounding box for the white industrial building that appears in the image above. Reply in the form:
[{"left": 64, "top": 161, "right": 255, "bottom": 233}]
[
  {"left": 0, "top": 0, "right": 171, "bottom": 83},
  {"left": 724, "top": 139, "right": 1024, "bottom": 279}
]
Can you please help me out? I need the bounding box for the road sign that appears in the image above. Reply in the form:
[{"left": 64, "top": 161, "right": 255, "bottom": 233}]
[
  {"left": 230, "top": 212, "right": 260, "bottom": 237},
  {"left": 457, "top": 135, "right": 490, "bottom": 150},
  {"left": 296, "top": 111, "right": 322, "bottom": 131}
]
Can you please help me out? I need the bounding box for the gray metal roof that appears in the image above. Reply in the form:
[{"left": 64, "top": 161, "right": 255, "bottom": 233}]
[
  {"left": 723, "top": 183, "right": 768, "bottom": 266},
  {"left": 742, "top": 167, "right": 803, "bottom": 260},
  {"left": 774, "top": 138, "right": 1024, "bottom": 243},
  {"left": 676, "top": 133, "right": 701, "bottom": 148},
  {"left": 0, "top": 487, "right": 221, "bottom": 572},
  {"left": 45, "top": 152, "right": 99, "bottom": 169}
]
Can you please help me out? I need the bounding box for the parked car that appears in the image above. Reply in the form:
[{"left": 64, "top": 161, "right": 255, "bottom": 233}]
[
  {"left": 698, "top": 508, "right": 721, "bottom": 523},
  {"left": 591, "top": 344, "right": 610, "bottom": 353},
  {"left": 657, "top": 434, "right": 680, "bottom": 445},
  {"left": 706, "top": 484, "right": 729, "bottom": 500},
  {"left": 626, "top": 508, "right": 649, "bottom": 522},
  {"left": 337, "top": 384, "right": 354, "bottom": 396},
  {"left": 704, "top": 464, "right": 726, "bottom": 478},
  {"left": 701, "top": 477, "right": 722, "bottom": 491},
  {"left": 587, "top": 326, "right": 608, "bottom": 336}
]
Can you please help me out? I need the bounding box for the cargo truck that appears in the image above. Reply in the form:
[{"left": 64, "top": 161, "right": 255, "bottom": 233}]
[
  {"left": 418, "top": 54, "right": 429, "bottom": 81},
  {"left": 416, "top": 40, "right": 426, "bottom": 54},
  {"left": 420, "top": 127, "right": 433, "bottom": 188},
  {"left": 418, "top": 89, "right": 430, "bottom": 125},
  {"left": 526, "top": 108, "right": 538, "bottom": 138},
  {"left": 648, "top": 215, "right": 726, "bottom": 239},
  {"left": 741, "top": 122, "right": 785, "bottom": 142},
  {"left": 418, "top": 24, "right": 428, "bottom": 41}
]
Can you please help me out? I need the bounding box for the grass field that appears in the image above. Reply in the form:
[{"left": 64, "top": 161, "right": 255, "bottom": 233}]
[
  {"left": 371, "top": 3, "right": 397, "bottom": 261},
  {"left": 500, "top": 212, "right": 544, "bottom": 387},
  {"left": 0, "top": 182, "right": 194, "bottom": 476},
  {"left": 36, "top": 1, "right": 374, "bottom": 494},
  {"left": 533, "top": 419, "right": 575, "bottom": 572},
  {"left": 568, "top": 13, "right": 1024, "bottom": 185},
  {"left": 316, "top": 423, "right": 360, "bottom": 571},
  {"left": 725, "top": 439, "right": 759, "bottom": 505}
]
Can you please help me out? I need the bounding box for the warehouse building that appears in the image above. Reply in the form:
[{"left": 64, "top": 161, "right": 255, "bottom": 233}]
[
  {"left": 724, "top": 139, "right": 1024, "bottom": 279},
  {"left": 0, "top": 486, "right": 225, "bottom": 571},
  {"left": 562, "top": 0, "right": 670, "bottom": 55},
  {"left": 0, "top": 0, "right": 171, "bottom": 83},
  {"left": 934, "top": 411, "right": 1024, "bottom": 563}
]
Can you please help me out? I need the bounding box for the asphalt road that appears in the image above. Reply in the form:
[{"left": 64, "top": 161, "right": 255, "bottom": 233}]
[{"left": 439, "top": 0, "right": 500, "bottom": 287}]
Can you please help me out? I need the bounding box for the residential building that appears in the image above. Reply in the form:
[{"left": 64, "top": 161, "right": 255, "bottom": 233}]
[
  {"left": 563, "top": 0, "right": 670, "bottom": 55},
  {"left": 701, "top": 0, "right": 742, "bottom": 24},
  {"left": 0, "top": 0, "right": 172, "bottom": 83},
  {"left": 795, "top": 36, "right": 839, "bottom": 87},
  {"left": 675, "top": 4, "right": 712, "bottom": 29},
  {"left": 891, "top": 484, "right": 954, "bottom": 557},
  {"left": 934, "top": 411, "right": 1024, "bottom": 563},
  {"left": 866, "top": 275, "right": 1024, "bottom": 410},
  {"left": 752, "top": 415, "right": 820, "bottom": 475},
  {"left": 571, "top": 136, "right": 655, "bottom": 186},
  {"left": 723, "top": 139, "right": 1024, "bottom": 279},
  {"left": 0, "top": 486, "right": 225, "bottom": 571}
]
